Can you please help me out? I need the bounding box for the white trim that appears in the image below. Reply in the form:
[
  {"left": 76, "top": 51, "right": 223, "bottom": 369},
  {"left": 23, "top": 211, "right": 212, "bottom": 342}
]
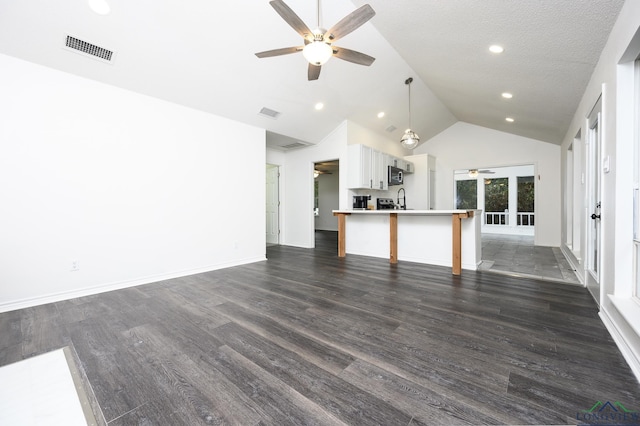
[
  {"left": 600, "top": 306, "right": 640, "bottom": 383},
  {"left": 0, "top": 256, "right": 266, "bottom": 313},
  {"left": 610, "top": 295, "right": 640, "bottom": 336},
  {"left": 560, "top": 244, "right": 585, "bottom": 285}
]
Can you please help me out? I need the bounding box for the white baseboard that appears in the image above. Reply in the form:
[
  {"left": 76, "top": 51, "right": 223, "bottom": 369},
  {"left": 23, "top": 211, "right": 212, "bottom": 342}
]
[
  {"left": 0, "top": 256, "right": 266, "bottom": 313},
  {"left": 599, "top": 309, "right": 640, "bottom": 383},
  {"left": 560, "top": 244, "right": 585, "bottom": 285}
]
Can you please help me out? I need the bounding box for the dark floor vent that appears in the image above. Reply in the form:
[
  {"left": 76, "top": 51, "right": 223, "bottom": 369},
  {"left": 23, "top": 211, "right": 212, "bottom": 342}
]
[{"left": 65, "top": 36, "right": 113, "bottom": 61}]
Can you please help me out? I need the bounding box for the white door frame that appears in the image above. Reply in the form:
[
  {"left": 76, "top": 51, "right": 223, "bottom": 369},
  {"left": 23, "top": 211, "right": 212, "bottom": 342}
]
[{"left": 586, "top": 96, "right": 602, "bottom": 305}]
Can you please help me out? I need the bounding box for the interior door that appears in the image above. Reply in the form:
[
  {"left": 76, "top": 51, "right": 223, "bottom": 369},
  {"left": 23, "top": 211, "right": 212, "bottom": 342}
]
[
  {"left": 586, "top": 97, "right": 602, "bottom": 305},
  {"left": 266, "top": 164, "right": 279, "bottom": 245}
]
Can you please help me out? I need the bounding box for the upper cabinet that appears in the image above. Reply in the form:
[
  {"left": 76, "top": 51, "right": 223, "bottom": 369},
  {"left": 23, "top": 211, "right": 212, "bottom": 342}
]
[
  {"left": 347, "top": 144, "right": 388, "bottom": 190},
  {"left": 389, "top": 156, "right": 414, "bottom": 173}
]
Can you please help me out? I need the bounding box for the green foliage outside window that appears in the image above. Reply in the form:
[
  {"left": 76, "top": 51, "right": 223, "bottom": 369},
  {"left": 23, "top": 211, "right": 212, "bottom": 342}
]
[
  {"left": 517, "top": 176, "right": 535, "bottom": 212},
  {"left": 456, "top": 180, "right": 477, "bottom": 209},
  {"left": 484, "top": 178, "right": 509, "bottom": 212}
]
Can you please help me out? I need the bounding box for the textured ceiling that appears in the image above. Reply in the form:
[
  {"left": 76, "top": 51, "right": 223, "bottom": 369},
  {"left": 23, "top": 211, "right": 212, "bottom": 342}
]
[{"left": 0, "top": 0, "right": 625, "bottom": 148}]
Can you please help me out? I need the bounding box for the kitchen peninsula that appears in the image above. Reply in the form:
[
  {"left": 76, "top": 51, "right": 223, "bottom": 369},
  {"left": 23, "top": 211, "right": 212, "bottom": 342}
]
[{"left": 332, "top": 209, "right": 481, "bottom": 275}]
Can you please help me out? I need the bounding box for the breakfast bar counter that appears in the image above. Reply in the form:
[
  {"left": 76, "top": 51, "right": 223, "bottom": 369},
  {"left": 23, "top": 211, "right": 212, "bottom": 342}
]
[{"left": 332, "top": 209, "right": 481, "bottom": 275}]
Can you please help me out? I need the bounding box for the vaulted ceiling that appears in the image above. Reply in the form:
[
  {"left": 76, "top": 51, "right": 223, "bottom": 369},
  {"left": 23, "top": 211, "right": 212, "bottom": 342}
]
[{"left": 0, "top": 0, "right": 625, "bottom": 149}]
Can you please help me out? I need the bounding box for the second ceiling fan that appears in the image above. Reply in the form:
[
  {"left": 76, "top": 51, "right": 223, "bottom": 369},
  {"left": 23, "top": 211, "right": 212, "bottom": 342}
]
[{"left": 255, "top": 0, "right": 376, "bottom": 81}]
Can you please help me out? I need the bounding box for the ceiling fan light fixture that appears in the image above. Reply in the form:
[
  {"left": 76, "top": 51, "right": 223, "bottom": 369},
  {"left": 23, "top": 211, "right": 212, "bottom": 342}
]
[
  {"left": 303, "top": 41, "right": 333, "bottom": 66},
  {"left": 468, "top": 169, "right": 479, "bottom": 178}
]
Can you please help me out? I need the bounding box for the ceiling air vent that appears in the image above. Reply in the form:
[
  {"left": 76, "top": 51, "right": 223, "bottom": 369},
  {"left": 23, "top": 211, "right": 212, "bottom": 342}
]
[
  {"left": 65, "top": 35, "right": 114, "bottom": 62},
  {"left": 280, "top": 141, "right": 311, "bottom": 150},
  {"left": 385, "top": 125, "right": 397, "bottom": 133},
  {"left": 259, "top": 107, "right": 281, "bottom": 119}
]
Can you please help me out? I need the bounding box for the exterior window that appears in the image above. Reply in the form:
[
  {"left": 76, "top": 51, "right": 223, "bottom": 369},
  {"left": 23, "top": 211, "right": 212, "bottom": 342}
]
[
  {"left": 456, "top": 180, "right": 477, "bottom": 209},
  {"left": 484, "top": 178, "right": 508, "bottom": 224},
  {"left": 517, "top": 176, "right": 535, "bottom": 226}
]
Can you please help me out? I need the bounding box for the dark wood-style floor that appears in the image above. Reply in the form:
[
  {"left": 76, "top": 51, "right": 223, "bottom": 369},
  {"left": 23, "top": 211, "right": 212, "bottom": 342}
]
[{"left": 1, "top": 231, "right": 639, "bottom": 425}]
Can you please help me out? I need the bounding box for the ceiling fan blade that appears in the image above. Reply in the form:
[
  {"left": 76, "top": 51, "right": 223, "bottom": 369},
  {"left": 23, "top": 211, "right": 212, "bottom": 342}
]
[
  {"left": 325, "top": 4, "right": 375, "bottom": 42},
  {"left": 308, "top": 63, "right": 321, "bottom": 81},
  {"left": 255, "top": 46, "right": 303, "bottom": 58},
  {"left": 269, "top": 0, "right": 313, "bottom": 40},
  {"left": 332, "top": 47, "right": 375, "bottom": 66}
]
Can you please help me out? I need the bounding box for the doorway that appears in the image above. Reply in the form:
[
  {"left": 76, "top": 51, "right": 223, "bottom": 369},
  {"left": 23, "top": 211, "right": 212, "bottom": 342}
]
[
  {"left": 586, "top": 97, "right": 602, "bottom": 305},
  {"left": 454, "top": 164, "right": 536, "bottom": 236},
  {"left": 314, "top": 160, "right": 339, "bottom": 249},
  {"left": 266, "top": 164, "right": 279, "bottom": 246}
]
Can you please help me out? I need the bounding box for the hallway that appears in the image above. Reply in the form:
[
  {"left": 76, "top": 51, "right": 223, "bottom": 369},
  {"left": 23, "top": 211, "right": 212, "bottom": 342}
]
[{"left": 479, "top": 233, "right": 581, "bottom": 284}]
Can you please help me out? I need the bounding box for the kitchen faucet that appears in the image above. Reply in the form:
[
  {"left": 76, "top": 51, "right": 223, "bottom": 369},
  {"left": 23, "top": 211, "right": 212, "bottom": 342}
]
[{"left": 397, "top": 188, "right": 406, "bottom": 210}]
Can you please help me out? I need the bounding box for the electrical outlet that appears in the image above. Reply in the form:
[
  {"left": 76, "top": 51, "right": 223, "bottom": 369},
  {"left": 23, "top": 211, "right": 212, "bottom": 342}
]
[{"left": 71, "top": 260, "right": 79, "bottom": 272}]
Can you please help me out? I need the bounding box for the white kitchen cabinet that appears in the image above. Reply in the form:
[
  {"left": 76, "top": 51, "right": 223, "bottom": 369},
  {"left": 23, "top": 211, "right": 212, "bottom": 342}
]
[
  {"left": 371, "top": 150, "right": 389, "bottom": 190},
  {"left": 390, "top": 156, "right": 413, "bottom": 173},
  {"left": 347, "top": 144, "right": 372, "bottom": 189},
  {"left": 347, "top": 144, "right": 388, "bottom": 190},
  {"left": 389, "top": 157, "right": 405, "bottom": 170},
  {"left": 402, "top": 154, "right": 435, "bottom": 209},
  {"left": 404, "top": 160, "right": 414, "bottom": 173}
]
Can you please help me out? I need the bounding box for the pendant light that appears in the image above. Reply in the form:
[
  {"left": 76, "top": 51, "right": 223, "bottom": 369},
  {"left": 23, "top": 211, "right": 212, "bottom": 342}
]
[{"left": 400, "top": 77, "right": 420, "bottom": 149}]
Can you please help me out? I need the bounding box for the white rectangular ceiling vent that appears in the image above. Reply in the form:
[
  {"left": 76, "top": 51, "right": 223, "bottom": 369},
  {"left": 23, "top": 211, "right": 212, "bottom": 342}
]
[
  {"left": 64, "top": 35, "right": 114, "bottom": 62},
  {"left": 259, "top": 107, "right": 281, "bottom": 119},
  {"left": 280, "top": 141, "right": 311, "bottom": 150},
  {"left": 385, "top": 125, "right": 397, "bottom": 133}
]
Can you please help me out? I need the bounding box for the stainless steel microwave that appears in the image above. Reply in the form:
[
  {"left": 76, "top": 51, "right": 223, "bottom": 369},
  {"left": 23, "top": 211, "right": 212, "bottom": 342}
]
[{"left": 388, "top": 166, "right": 404, "bottom": 186}]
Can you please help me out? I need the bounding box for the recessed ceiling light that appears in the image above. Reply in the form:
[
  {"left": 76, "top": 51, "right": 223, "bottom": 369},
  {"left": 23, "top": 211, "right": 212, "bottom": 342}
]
[
  {"left": 505, "top": 117, "right": 515, "bottom": 122},
  {"left": 88, "top": 0, "right": 111, "bottom": 15},
  {"left": 501, "top": 92, "right": 513, "bottom": 99},
  {"left": 377, "top": 112, "right": 385, "bottom": 118},
  {"left": 489, "top": 45, "right": 504, "bottom": 54},
  {"left": 315, "top": 102, "right": 324, "bottom": 110}
]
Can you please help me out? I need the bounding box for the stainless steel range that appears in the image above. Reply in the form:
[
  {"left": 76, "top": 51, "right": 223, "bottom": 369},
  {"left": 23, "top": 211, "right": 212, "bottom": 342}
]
[{"left": 376, "top": 198, "right": 396, "bottom": 210}]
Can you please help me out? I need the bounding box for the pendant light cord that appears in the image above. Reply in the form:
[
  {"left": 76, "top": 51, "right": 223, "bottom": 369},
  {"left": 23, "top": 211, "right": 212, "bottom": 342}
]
[{"left": 405, "top": 77, "right": 413, "bottom": 130}]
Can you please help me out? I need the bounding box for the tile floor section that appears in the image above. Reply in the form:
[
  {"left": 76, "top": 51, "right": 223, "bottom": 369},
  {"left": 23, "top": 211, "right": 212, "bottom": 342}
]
[{"left": 479, "top": 233, "right": 581, "bottom": 284}]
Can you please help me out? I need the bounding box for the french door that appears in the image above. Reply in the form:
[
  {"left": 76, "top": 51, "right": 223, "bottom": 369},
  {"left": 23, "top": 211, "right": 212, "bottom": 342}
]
[{"left": 586, "top": 97, "right": 602, "bottom": 305}]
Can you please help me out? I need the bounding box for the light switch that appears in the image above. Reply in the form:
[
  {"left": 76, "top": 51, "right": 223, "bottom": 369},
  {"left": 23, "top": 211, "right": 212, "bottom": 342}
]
[{"left": 603, "top": 155, "right": 611, "bottom": 173}]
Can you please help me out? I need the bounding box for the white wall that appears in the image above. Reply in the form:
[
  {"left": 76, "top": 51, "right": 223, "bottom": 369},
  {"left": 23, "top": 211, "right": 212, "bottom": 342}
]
[
  {"left": 315, "top": 172, "right": 339, "bottom": 231},
  {"left": 0, "top": 54, "right": 266, "bottom": 312},
  {"left": 559, "top": 0, "right": 640, "bottom": 380},
  {"left": 282, "top": 122, "right": 349, "bottom": 248},
  {"left": 415, "top": 122, "right": 561, "bottom": 246}
]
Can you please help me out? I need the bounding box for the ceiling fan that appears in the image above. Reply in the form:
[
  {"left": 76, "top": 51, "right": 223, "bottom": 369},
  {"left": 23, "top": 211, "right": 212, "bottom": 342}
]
[{"left": 255, "top": 0, "right": 376, "bottom": 81}]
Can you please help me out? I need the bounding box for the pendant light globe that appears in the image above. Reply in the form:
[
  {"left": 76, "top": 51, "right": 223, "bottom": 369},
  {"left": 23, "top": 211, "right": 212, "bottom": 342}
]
[{"left": 400, "top": 129, "right": 420, "bottom": 149}]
